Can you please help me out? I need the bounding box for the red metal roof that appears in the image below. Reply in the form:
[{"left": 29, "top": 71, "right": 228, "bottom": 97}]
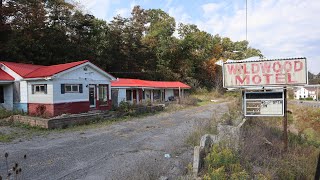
[
  {"left": 24, "top": 60, "right": 89, "bottom": 78},
  {"left": 0, "top": 69, "right": 14, "bottom": 81},
  {"left": 0, "top": 61, "right": 44, "bottom": 77},
  {"left": 112, "top": 78, "right": 191, "bottom": 89},
  {"left": 0, "top": 60, "right": 89, "bottom": 78}
]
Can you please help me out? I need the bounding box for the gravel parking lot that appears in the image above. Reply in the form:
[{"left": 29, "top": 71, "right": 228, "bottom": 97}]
[{"left": 0, "top": 102, "right": 228, "bottom": 180}]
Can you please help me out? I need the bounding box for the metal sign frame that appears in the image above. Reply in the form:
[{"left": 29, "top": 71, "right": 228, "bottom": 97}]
[{"left": 244, "top": 91, "right": 284, "bottom": 117}]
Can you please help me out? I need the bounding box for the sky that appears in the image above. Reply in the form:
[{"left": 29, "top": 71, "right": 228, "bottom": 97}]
[{"left": 76, "top": 0, "right": 320, "bottom": 74}]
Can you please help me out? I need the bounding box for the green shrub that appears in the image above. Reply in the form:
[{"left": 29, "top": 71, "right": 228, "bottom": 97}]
[
  {"left": 118, "top": 101, "right": 132, "bottom": 113},
  {"left": 204, "top": 166, "right": 226, "bottom": 180},
  {"left": 180, "top": 96, "right": 198, "bottom": 106},
  {"left": 299, "top": 97, "right": 314, "bottom": 101},
  {"left": 231, "top": 170, "right": 249, "bottom": 180},
  {"left": 0, "top": 132, "right": 15, "bottom": 142},
  {"left": 203, "top": 144, "right": 249, "bottom": 179}
]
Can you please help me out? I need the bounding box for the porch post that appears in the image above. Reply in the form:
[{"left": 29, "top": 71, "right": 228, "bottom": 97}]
[
  {"left": 151, "top": 89, "right": 154, "bottom": 102},
  {"left": 178, "top": 87, "right": 181, "bottom": 104}
]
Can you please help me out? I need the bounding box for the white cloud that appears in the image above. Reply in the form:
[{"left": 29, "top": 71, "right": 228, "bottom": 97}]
[
  {"left": 201, "top": 2, "right": 224, "bottom": 17},
  {"left": 76, "top": 0, "right": 113, "bottom": 20},
  {"left": 197, "top": 0, "right": 320, "bottom": 73},
  {"left": 114, "top": 8, "right": 131, "bottom": 17},
  {"left": 168, "top": 6, "right": 191, "bottom": 24}
]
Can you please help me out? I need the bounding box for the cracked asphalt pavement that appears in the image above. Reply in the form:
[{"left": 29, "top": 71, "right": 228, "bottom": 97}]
[{"left": 0, "top": 102, "right": 228, "bottom": 180}]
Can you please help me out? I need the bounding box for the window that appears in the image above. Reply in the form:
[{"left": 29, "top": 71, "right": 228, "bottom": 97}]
[
  {"left": 61, "top": 84, "right": 82, "bottom": 94},
  {"left": 32, "top": 84, "right": 47, "bottom": 94},
  {"left": 153, "top": 90, "right": 161, "bottom": 100},
  {"left": 174, "top": 89, "right": 179, "bottom": 97},
  {"left": 99, "top": 85, "right": 108, "bottom": 105},
  {"left": 65, "top": 84, "right": 80, "bottom": 93},
  {"left": 126, "top": 90, "right": 132, "bottom": 101},
  {"left": 0, "top": 86, "right": 4, "bottom": 103}
]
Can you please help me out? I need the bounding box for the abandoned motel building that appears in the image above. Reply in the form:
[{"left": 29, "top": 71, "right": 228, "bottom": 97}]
[{"left": 0, "top": 60, "right": 190, "bottom": 117}]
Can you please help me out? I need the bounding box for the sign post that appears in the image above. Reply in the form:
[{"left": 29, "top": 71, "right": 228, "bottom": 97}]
[
  {"left": 283, "top": 88, "right": 288, "bottom": 151},
  {"left": 222, "top": 57, "right": 308, "bottom": 152}
]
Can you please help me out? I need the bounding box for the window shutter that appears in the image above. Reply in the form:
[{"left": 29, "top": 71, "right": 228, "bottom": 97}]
[
  {"left": 79, "top": 84, "right": 83, "bottom": 93},
  {"left": 32, "top": 85, "right": 35, "bottom": 94},
  {"left": 44, "top": 85, "right": 47, "bottom": 94},
  {"left": 61, "top": 84, "right": 65, "bottom": 94}
]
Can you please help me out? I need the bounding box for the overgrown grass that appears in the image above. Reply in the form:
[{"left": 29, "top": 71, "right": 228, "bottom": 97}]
[
  {"left": 185, "top": 115, "right": 219, "bottom": 146},
  {"left": 0, "top": 108, "right": 25, "bottom": 119},
  {"left": 0, "top": 132, "right": 16, "bottom": 142},
  {"left": 185, "top": 95, "right": 242, "bottom": 146},
  {"left": 196, "top": 93, "right": 319, "bottom": 180},
  {"left": 0, "top": 104, "right": 169, "bottom": 142},
  {"left": 290, "top": 104, "right": 320, "bottom": 146},
  {"left": 190, "top": 89, "right": 223, "bottom": 105},
  {"left": 201, "top": 120, "right": 319, "bottom": 179},
  {"left": 0, "top": 120, "right": 50, "bottom": 143},
  {"left": 203, "top": 144, "right": 249, "bottom": 180},
  {"left": 239, "top": 120, "right": 319, "bottom": 179}
]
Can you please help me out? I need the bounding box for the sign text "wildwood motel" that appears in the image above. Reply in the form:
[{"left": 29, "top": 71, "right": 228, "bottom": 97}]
[{"left": 223, "top": 58, "right": 307, "bottom": 87}]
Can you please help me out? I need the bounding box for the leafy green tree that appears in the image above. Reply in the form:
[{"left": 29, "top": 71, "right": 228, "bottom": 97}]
[{"left": 0, "top": 1, "right": 263, "bottom": 90}]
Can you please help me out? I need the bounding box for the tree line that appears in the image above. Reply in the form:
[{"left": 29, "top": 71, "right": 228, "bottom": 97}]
[{"left": 0, "top": 0, "right": 262, "bottom": 89}]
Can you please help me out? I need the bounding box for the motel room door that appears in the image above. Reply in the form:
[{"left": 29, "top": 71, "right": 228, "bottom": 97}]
[
  {"left": 133, "top": 89, "right": 137, "bottom": 103},
  {"left": 89, "top": 85, "right": 96, "bottom": 108}
]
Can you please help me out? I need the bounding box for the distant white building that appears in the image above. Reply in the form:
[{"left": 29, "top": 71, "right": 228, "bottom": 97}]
[{"left": 294, "top": 86, "right": 319, "bottom": 100}]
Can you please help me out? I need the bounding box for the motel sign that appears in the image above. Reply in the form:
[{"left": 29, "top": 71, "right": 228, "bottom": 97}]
[{"left": 223, "top": 58, "right": 307, "bottom": 88}]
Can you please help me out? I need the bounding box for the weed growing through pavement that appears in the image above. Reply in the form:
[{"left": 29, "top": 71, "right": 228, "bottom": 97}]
[{"left": 1, "top": 152, "right": 27, "bottom": 180}]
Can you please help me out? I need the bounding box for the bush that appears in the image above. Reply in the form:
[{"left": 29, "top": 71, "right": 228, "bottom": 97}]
[
  {"left": 117, "top": 101, "right": 132, "bottom": 113},
  {"left": 203, "top": 144, "right": 249, "bottom": 180},
  {"left": 299, "top": 97, "right": 314, "bottom": 101},
  {"left": 180, "top": 96, "right": 198, "bottom": 106},
  {"left": 221, "top": 97, "right": 242, "bottom": 125}
]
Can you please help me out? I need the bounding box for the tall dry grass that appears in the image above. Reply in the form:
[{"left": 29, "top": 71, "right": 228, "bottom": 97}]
[{"left": 240, "top": 120, "right": 319, "bottom": 179}]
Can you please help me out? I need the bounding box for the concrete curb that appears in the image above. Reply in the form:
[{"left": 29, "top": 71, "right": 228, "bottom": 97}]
[{"left": 192, "top": 118, "right": 247, "bottom": 177}]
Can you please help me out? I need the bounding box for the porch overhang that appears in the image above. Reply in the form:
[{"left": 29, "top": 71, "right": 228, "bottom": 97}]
[{"left": 0, "top": 80, "right": 13, "bottom": 84}]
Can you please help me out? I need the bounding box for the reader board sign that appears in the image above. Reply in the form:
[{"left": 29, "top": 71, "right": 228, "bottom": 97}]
[
  {"left": 244, "top": 91, "right": 284, "bottom": 116},
  {"left": 223, "top": 58, "right": 307, "bottom": 88}
]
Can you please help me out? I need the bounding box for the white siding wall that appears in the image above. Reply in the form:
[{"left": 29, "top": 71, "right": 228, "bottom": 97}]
[
  {"left": 53, "top": 79, "right": 88, "bottom": 103},
  {"left": 1, "top": 84, "right": 13, "bottom": 110},
  {"left": 28, "top": 81, "right": 53, "bottom": 103},
  {"left": 295, "top": 88, "right": 307, "bottom": 99},
  {"left": 118, "top": 89, "right": 126, "bottom": 105},
  {"left": 165, "top": 89, "right": 174, "bottom": 101},
  {"left": 53, "top": 65, "right": 112, "bottom": 103},
  {"left": 20, "top": 81, "right": 28, "bottom": 103}
]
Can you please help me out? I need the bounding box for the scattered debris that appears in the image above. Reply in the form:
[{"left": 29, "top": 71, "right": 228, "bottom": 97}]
[
  {"left": 159, "top": 176, "right": 168, "bottom": 180},
  {"left": 210, "top": 100, "right": 219, "bottom": 102},
  {"left": 263, "top": 137, "right": 273, "bottom": 146}
]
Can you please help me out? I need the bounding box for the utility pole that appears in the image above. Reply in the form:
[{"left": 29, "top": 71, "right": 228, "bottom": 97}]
[
  {"left": 315, "top": 152, "right": 320, "bottom": 180},
  {"left": 246, "top": 0, "right": 248, "bottom": 42},
  {"left": 283, "top": 88, "right": 288, "bottom": 152}
]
